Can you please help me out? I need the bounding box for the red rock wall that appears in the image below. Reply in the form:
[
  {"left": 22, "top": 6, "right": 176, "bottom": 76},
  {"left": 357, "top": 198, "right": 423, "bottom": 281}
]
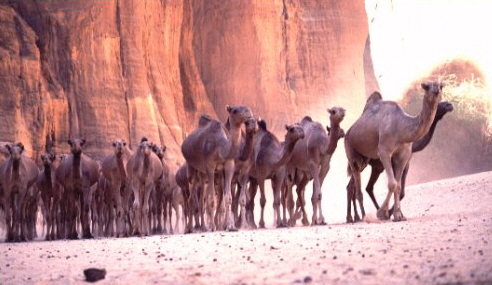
[{"left": 0, "top": 0, "right": 372, "bottom": 163}]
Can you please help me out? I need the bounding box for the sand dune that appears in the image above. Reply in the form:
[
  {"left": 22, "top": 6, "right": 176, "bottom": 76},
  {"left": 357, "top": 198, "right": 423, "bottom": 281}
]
[{"left": 1, "top": 171, "right": 491, "bottom": 284}]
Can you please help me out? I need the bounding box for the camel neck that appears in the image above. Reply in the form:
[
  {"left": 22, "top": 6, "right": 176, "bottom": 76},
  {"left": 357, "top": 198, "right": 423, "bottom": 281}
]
[
  {"left": 116, "top": 154, "right": 127, "bottom": 178},
  {"left": 44, "top": 163, "right": 53, "bottom": 186},
  {"left": 72, "top": 153, "right": 82, "bottom": 178},
  {"left": 275, "top": 137, "right": 296, "bottom": 168},
  {"left": 142, "top": 153, "right": 150, "bottom": 180},
  {"left": 238, "top": 131, "right": 255, "bottom": 161},
  {"left": 326, "top": 122, "right": 341, "bottom": 155},
  {"left": 12, "top": 159, "right": 20, "bottom": 180},
  {"left": 412, "top": 116, "right": 440, "bottom": 153},
  {"left": 224, "top": 123, "right": 242, "bottom": 160},
  {"left": 406, "top": 95, "right": 438, "bottom": 142}
]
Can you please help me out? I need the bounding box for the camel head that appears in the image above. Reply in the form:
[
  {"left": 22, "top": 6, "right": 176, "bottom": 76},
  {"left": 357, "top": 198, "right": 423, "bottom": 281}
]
[
  {"left": 112, "top": 140, "right": 127, "bottom": 157},
  {"left": 138, "top": 137, "right": 153, "bottom": 157},
  {"left": 41, "top": 153, "right": 56, "bottom": 166},
  {"left": 435, "top": 101, "right": 454, "bottom": 121},
  {"left": 225, "top": 105, "right": 254, "bottom": 127},
  {"left": 284, "top": 124, "right": 305, "bottom": 142},
  {"left": 421, "top": 81, "right": 443, "bottom": 103},
  {"left": 151, "top": 144, "right": 166, "bottom": 160},
  {"left": 327, "top": 106, "right": 346, "bottom": 124},
  {"left": 244, "top": 117, "right": 258, "bottom": 135},
  {"left": 6, "top": 142, "right": 24, "bottom": 161},
  {"left": 327, "top": 126, "right": 345, "bottom": 139},
  {"left": 68, "top": 139, "right": 86, "bottom": 155}
]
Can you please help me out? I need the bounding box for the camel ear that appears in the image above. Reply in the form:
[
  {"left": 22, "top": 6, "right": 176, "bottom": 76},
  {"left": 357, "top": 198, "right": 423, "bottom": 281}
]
[
  {"left": 17, "top": 142, "right": 24, "bottom": 151},
  {"left": 112, "top": 141, "right": 117, "bottom": 147},
  {"left": 421, "top": 82, "right": 429, "bottom": 91},
  {"left": 50, "top": 153, "right": 56, "bottom": 161},
  {"left": 226, "top": 105, "right": 231, "bottom": 113},
  {"left": 122, "top": 140, "right": 126, "bottom": 146},
  {"left": 440, "top": 82, "right": 444, "bottom": 90},
  {"left": 327, "top": 108, "right": 335, "bottom": 115},
  {"left": 326, "top": 126, "right": 331, "bottom": 133},
  {"left": 162, "top": 145, "right": 167, "bottom": 152}
]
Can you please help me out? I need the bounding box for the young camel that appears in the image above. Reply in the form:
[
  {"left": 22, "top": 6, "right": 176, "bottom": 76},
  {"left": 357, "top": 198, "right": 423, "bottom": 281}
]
[
  {"left": 181, "top": 105, "right": 254, "bottom": 231},
  {"left": 0, "top": 142, "right": 39, "bottom": 242},
  {"left": 37, "top": 153, "right": 63, "bottom": 240},
  {"left": 55, "top": 139, "right": 100, "bottom": 239},
  {"left": 247, "top": 120, "right": 305, "bottom": 228},
  {"left": 101, "top": 140, "right": 133, "bottom": 237},
  {"left": 344, "top": 82, "right": 443, "bottom": 222},
  {"left": 286, "top": 107, "right": 346, "bottom": 226},
  {"left": 346, "top": 101, "right": 453, "bottom": 222}
]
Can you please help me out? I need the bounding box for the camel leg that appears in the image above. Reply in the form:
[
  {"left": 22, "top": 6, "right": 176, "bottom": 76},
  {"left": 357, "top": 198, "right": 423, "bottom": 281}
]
[
  {"left": 272, "top": 174, "right": 285, "bottom": 228},
  {"left": 231, "top": 182, "right": 239, "bottom": 226},
  {"left": 366, "top": 163, "right": 384, "bottom": 210},
  {"left": 214, "top": 174, "right": 224, "bottom": 231},
  {"left": 168, "top": 197, "right": 174, "bottom": 234},
  {"left": 389, "top": 164, "right": 409, "bottom": 216},
  {"left": 237, "top": 174, "right": 251, "bottom": 230},
  {"left": 391, "top": 151, "right": 411, "bottom": 222},
  {"left": 309, "top": 163, "right": 324, "bottom": 225},
  {"left": 297, "top": 177, "right": 310, "bottom": 226},
  {"left": 132, "top": 182, "right": 142, "bottom": 236},
  {"left": 5, "top": 195, "right": 14, "bottom": 242},
  {"left": 258, "top": 180, "right": 267, "bottom": 229},
  {"left": 377, "top": 149, "right": 397, "bottom": 221},
  {"left": 205, "top": 170, "right": 216, "bottom": 232},
  {"left": 81, "top": 185, "right": 93, "bottom": 239},
  {"left": 346, "top": 177, "right": 355, "bottom": 223},
  {"left": 246, "top": 179, "right": 258, "bottom": 229},
  {"left": 142, "top": 183, "right": 153, "bottom": 236},
  {"left": 223, "top": 160, "right": 236, "bottom": 231}
]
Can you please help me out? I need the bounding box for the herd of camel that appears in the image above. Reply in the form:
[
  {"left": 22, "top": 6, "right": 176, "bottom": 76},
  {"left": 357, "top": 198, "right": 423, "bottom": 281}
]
[{"left": 0, "top": 81, "right": 454, "bottom": 242}]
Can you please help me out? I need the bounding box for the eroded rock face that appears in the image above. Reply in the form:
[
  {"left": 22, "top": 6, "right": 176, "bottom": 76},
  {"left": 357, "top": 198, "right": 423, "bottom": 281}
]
[{"left": 0, "top": 0, "right": 373, "bottom": 163}]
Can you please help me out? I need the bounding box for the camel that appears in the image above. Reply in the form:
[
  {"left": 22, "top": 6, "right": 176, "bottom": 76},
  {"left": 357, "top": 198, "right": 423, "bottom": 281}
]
[
  {"left": 344, "top": 82, "right": 443, "bottom": 222},
  {"left": 151, "top": 144, "right": 178, "bottom": 234},
  {"left": 55, "top": 139, "right": 100, "bottom": 239},
  {"left": 100, "top": 139, "right": 133, "bottom": 237},
  {"left": 286, "top": 107, "right": 346, "bottom": 226},
  {"left": 230, "top": 117, "right": 257, "bottom": 229},
  {"left": 181, "top": 105, "right": 254, "bottom": 231},
  {"left": 37, "top": 153, "right": 63, "bottom": 240},
  {"left": 0, "top": 142, "right": 39, "bottom": 242},
  {"left": 175, "top": 162, "right": 201, "bottom": 233},
  {"left": 346, "top": 101, "right": 454, "bottom": 222},
  {"left": 126, "top": 137, "right": 163, "bottom": 236},
  {"left": 247, "top": 120, "right": 305, "bottom": 228}
]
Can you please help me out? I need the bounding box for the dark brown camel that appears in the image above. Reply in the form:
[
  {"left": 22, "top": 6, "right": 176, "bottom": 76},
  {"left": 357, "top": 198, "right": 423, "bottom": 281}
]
[
  {"left": 286, "top": 107, "right": 346, "bottom": 226},
  {"left": 344, "top": 82, "right": 442, "bottom": 222},
  {"left": 55, "top": 139, "right": 100, "bottom": 239},
  {"left": 37, "top": 153, "right": 63, "bottom": 240},
  {"left": 346, "top": 101, "right": 454, "bottom": 222},
  {"left": 175, "top": 162, "right": 201, "bottom": 233},
  {"left": 247, "top": 120, "right": 305, "bottom": 228},
  {"left": 181, "top": 105, "right": 254, "bottom": 231},
  {"left": 0, "top": 142, "right": 39, "bottom": 242},
  {"left": 127, "top": 137, "right": 163, "bottom": 236}
]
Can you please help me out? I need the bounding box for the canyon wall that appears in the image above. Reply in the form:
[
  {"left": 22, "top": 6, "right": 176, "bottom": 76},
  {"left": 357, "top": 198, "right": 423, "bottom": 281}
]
[{"left": 0, "top": 0, "right": 372, "bottom": 163}]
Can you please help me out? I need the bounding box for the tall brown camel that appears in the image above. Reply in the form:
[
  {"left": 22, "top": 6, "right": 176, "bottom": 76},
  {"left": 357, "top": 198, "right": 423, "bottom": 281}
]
[
  {"left": 127, "top": 137, "right": 163, "bottom": 236},
  {"left": 247, "top": 120, "right": 305, "bottom": 228},
  {"left": 55, "top": 139, "right": 100, "bottom": 239},
  {"left": 344, "top": 82, "right": 443, "bottom": 222},
  {"left": 346, "top": 101, "right": 453, "bottom": 222},
  {"left": 286, "top": 107, "right": 346, "bottom": 226},
  {"left": 0, "top": 142, "right": 39, "bottom": 242},
  {"left": 181, "top": 105, "right": 254, "bottom": 231},
  {"left": 37, "top": 153, "right": 63, "bottom": 240},
  {"left": 100, "top": 139, "right": 133, "bottom": 237},
  {"left": 231, "top": 117, "right": 257, "bottom": 229}
]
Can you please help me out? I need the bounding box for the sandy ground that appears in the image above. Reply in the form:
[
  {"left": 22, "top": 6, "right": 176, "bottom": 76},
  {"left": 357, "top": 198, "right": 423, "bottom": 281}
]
[{"left": 1, "top": 171, "right": 491, "bottom": 285}]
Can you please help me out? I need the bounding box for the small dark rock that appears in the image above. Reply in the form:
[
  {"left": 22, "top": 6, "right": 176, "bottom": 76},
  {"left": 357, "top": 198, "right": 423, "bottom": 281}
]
[
  {"left": 84, "top": 268, "right": 106, "bottom": 283},
  {"left": 303, "top": 276, "right": 312, "bottom": 283}
]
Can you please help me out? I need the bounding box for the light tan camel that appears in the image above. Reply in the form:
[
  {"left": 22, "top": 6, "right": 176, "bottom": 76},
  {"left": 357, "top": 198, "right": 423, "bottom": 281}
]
[
  {"left": 55, "top": 139, "right": 100, "bottom": 239},
  {"left": 346, "top": 101, "right": 453, "bottom": 222},
  {"left": 100, "top": 139, "right": 133, "bottom": 237},
  {"left": 286, "top": 107, "right": 346, "bottom": 226},
  {"left": 231, "top": 117, "right": 257, "bottom": 229},
  {"left": 37, "top": 153, "right": 63, "bottom": 240},
  {"left": 345, "top": 82, "right": 443, "bottom": 222},
  {"left": 247, "top": 120, "right": 305, "bottom": 228},
  {"left": 181, "top": 105, "right": 254, "bottom": 231},
  {"left": 126, "top": 137, "right": 163, "bottom": 236},
  {"left": 0, "top": 142, "right": 39, "bottom": 242}
]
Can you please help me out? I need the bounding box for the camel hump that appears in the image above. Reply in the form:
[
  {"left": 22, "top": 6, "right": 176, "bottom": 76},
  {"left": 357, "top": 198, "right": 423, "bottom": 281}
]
[
  {"left": 367, "top": 91, "right": 382, "bottom": 104},
  {"left": 198, "top": 114, "right": 214, "bottom": 127},
  {"left": 257, "top": 119, "right": 267, "bottom": 131}
]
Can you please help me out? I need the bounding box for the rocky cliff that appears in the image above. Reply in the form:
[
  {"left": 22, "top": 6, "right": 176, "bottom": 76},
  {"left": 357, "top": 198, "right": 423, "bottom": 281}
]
[{"left": 0, "top": 0, "right": 373, "bottom": 163}]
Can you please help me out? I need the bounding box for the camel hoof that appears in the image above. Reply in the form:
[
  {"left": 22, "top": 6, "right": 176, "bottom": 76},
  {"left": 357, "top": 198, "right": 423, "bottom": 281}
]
[
  {"left": 226, "top": 227, "right": 238, "bottom": 232},
  {"left": 259, "top": 221, "right": 266, "bottom": 229},
  {"left": 377, "top": 209, "right": 390, "bottom": 220},
  {"left": 354, "top": 215, "right": 362, "bottom": 223},
  {"left": 392, "top": 211, "right": 407, "bottom": 222},
  {"left": 301, "top": 218, "right": 310, "bottom": 226},
  {"left": 83, "top": 233, "right": 94, "bottom": 239}
]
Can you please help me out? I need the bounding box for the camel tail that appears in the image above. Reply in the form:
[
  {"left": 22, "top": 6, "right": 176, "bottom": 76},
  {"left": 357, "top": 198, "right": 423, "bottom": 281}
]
[{"left": 363, "top": 213, "right": 382, "bottom": 224}]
